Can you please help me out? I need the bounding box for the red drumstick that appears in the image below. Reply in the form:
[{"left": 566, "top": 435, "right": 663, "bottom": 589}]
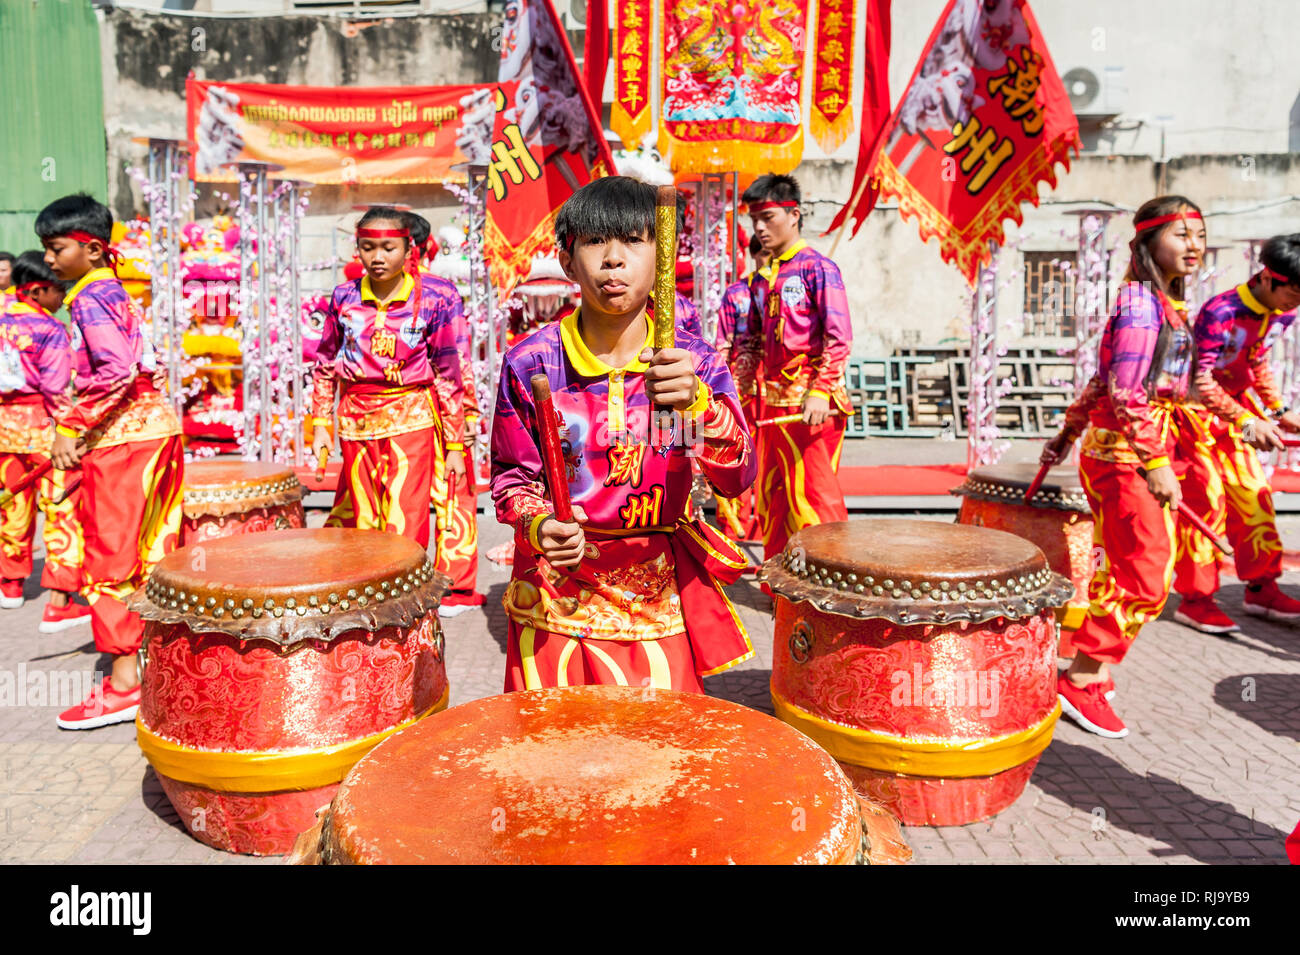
[
  {"left": 0, "top": 458, "right": 53, "bottom": 508},
  {"left": 1023, "top": 461, "right": 1051, "bottom": 504},
  {"left": 530, "top": 374, "right": 573, "bottom": 523},
  {"left": 1136, "top": 466, "right": 1232, "bottom": 556}
]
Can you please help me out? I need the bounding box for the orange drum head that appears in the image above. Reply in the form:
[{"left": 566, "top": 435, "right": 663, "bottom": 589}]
[
  {"left": 958, "top": 463, "right": 1086, "bottom": 511},
  {"left": 182, "top": 460, "right": 303, "bottom": 519},
  {"left": 324, "top": 686, "right": 865, "bottom": 864},
  {"left": 759, "top": 519, "right": 1073, "bottom": 626},
  {"left": 132, "top": 528, "right": 447, "bottom": 646}
]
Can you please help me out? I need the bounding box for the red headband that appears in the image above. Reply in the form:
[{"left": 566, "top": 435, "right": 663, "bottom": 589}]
[
  {"left": 1133, "top": 210, "right": 1203, "bottom": 232},
  {"left": 60, "top": 230, "right": 120, "bottom": 276},
  {"left": 357, "top": 228, "right": 410, "bottom": 239},
  {"left": 1262, "top": 265, "right": 1291, "bottom": 286},
  {"left": 748, "top": 200, "right": 800, "bottom": 212},
  {"left": 16, "top": 281, "right": 54, "bottom": 294}
]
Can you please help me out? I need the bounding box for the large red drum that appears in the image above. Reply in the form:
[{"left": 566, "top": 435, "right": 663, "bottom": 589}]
[
  {"left": 181, "top": 460, "right": 305, "bottom": 543},
  {"left": 955, "top": 463, "right": 1091, "bottom": 652},
  {"left": 130, "top": 528, "right": 449, "bottom": 856},
  {"left": 762, "top": 520, "right": 1073, "bottom": 827},
  {"left": 297, "top": 685, "right": 912, "bottom": 865}
]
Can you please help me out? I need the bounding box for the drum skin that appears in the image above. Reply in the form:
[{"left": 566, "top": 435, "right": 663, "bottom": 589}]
[
  {"left": 131, "top": 529, "right": 449, "bottom": 856},
  {"left": 310, "top": 686, "right": 892, "bottom": 865},
  {"left": 181, "top": 460, "right": 306, "bottom": 544},
  {"left": 955, "top": 463, "right": 1092, "bottom": 655},
  {"left": 763, "top": 521, "right": 1071, "bottom": 828}
]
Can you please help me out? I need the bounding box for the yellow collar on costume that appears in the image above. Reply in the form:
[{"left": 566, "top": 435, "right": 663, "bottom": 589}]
[
  {"left": 1236, "top": 282, "right": 1276, "bottom": 316},
  {"left": 758, "top": 239, "right": 807, "bottom": 285},
  {"left": 560, "top": 307, "right": 652, "bottom": 377},
  {"left": 1, "top": 286, "right": 14, "bottom": 295},
  {"left": 6, "top": 301, "right": 47, "bottom": 317},
  {"left": 63, "top": 268, "right": 116, "bottom": 308},
  {"left": 360, "top": 272, "right": 414, "bottom": 306}
]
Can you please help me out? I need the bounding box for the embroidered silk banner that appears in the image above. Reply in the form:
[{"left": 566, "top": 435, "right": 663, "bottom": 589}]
[
  {"left": 612, "top": 0, "right": 653, "bottom": 148},
  {"left": 809, "top": 0, "right": 856, "bottom": 153},
  {"left": 658, "top": 0, "right": 809, "bottom": 175}
]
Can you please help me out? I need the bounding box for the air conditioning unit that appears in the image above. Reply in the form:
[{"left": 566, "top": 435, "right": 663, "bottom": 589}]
[{"left": 1062, "top": 66, "right": 1127, "bottom": 120}]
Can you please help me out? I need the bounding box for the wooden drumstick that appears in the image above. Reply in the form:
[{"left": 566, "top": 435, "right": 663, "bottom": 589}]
[
  {"left": 530, "top": 374, "right": 574, "bottom": 524},
  {"left": 0, "top": 458, "right": 54, "bottom": 508},
  {"left": 314, "top": 446, "right": 329, "bottom": 484},
  {"left": 756, "top": 410, "right": 842, "bottom": 428},
  {"left": 1023, "top": 461, "right": 1051, "bottom": 504},
  {"left": 1136, "top": 466, "right": 1233, "bottom": 556}
]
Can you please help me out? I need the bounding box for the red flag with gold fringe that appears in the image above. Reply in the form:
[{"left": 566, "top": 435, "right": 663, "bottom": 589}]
[
  {"left": 809, "top": 0, "right": 856, "bottom": 153},
  {"left": 857, "top": 0, "right": 1079, "bottom": 282},
  {"left": 659, "top": 0, "right": 808, "bottom": 175},
  {"left": 486, "top": 0, "right": 616, "bottom": 301},
  {"left": 825, "top": 0, "right": 891, "bottom": 238}
]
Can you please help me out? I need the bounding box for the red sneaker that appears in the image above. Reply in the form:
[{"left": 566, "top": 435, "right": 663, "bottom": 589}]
[
  {"left": 0, "top": 579, "right": 23, "bottom": 610},
  {"left": 438, "top": 590, "right": 486, "bottom": 619},
  {"left": 1173, "top": 596, "right": 1240, "bottom": 634},
  {"left": 1057, "top": 673, "right": 1128, "bottom": 738},
  {"left": 1243, "top": 580, "right": 1300, "bottom": 622},
  {"left": 38, "top": 600, "right": 92, "bottom": 633},
  {"left": 56, "top": 677, "right": 140, "bottom": 730}
]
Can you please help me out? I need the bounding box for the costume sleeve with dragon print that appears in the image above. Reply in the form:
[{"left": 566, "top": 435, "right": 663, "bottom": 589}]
[
  {"left": 686, "top": 339, "right": 756, "bottom": 500},
  {"left": 1192, "top": 296, "right": 1255, "bottom": 425},
  {"left": 422, "top": 282, "right": 466, "bottom": 446},
  {"left": 807, "top": 257, "right": 853, "bottom": 399},
  {"left": 55, "top": 286, "right": 141, "bottom": 434},
  {"left": 490, "top": 355, "right": 551, "bottom": 555},
  {"left": 309, "top": 285, "right": 345, "bottom": 422},
  {"left": 1107, "top": 286, "right": 1173, "bottom": 464}
]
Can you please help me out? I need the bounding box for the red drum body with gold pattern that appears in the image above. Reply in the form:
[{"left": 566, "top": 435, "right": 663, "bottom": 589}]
[
  {"left": 301, "top": 686, "right": 910, "bottom": 865},
  {"left": 763, "top": 520, "right": 1072, "bottom": 827},
  {"left": 181, "top": 460, "right": 306, "bottom": 543},
  {"left": 130, "top": 528, "right": 449, "bottom": 856},
  {"left": 955, "top": 463, "right": 1091, "bottom": 654}
]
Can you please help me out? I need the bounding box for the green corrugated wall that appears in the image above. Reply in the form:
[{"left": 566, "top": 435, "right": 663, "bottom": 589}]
[{"left": 0, "top": 0, "right": 107, "bottom": 256}]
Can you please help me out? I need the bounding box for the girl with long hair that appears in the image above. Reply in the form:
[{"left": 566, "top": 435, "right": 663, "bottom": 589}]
[{"left": 1042, "top": 195, "right": 1206, "bottom": 738}]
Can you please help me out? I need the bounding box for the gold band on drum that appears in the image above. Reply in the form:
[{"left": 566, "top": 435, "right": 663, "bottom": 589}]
[
  {"left": 135, "top": 686, "right": 449, "bottom": 793},
  {"left": 771, "top": 689, "right": 1060, "bottom": 778},
  {"left": 1056, "top": 604, "right": 1087, "bottom": 630}
]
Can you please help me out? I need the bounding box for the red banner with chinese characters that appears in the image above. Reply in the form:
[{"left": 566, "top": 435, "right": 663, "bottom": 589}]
[
  {"left": 826, "top": 0, "right": 891, "bottom": 239},
  {"left": 612, "top": 0, "right": 653, "bottom": 148},
  {"left": 486, "top": 0, "right": 615, "bottom": 300},
  {"left": 659, "top": 0, "right": 808, "bottom": 175},
  {"left": 186, "top": 77, "right": 487, "bottom": 184},
  {"left": 868, "top": 0, "right": 1079, "bottom": 282},
  {"left": 810, "top": 0, "right": 856, "bottom": 153}
]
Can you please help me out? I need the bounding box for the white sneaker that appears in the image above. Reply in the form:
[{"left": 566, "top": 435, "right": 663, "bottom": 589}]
[
  {"left": 0, "top": 595, "right": 23, "bottom": 610},
  {"left": 438, "top": 603, "right": 475, "bottom": 619}
]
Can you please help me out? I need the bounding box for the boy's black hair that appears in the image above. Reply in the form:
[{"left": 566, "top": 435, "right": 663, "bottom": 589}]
[
  {"left": 742, "top": 173, "right": 802, "bottom": 208},
  {"left": 555, "top": 175, "right": 657, "bottom": 254},
  {"left": 34, "top": 193, "right": 114, "bottom": 243},
  {"left": 401, "top": 211, "right": 432, "bottom": 249},
  {"left": 1260, "top": 234, "right": 1300, "bottom": 286},
  {"left": 748, "top": 234, "right": 763, "bottom": 256},
  {"left": 0, "top": 252, "right": 15, "bottom": 265},
  {"left": 357, "top": 205, "right": 409, "bottom": 234},
  {"left": 12, "top": 250, "right": 62, "bottom": 288}
]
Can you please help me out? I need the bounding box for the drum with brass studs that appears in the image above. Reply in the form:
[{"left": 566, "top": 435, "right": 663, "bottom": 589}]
[
  {"left": 130, "top": 528, "right": 449, "bottom": 856},
  {"left": 180, "top": 460, "right": 306, "bottom": 543},
  {"left": 762, "top": 520, "right": 1073, "bottom": 827},
  {"left": 954, "top": 463, "right": 1091, "bottom": 654},
  {"left": 294, "top": 685, "right": 912, "bottom": 865}
]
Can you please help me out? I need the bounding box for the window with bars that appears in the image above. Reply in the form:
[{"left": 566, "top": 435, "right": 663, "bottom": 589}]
[{"left": 1021, "top": 250, "right": 1077, "bottom": 338}]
